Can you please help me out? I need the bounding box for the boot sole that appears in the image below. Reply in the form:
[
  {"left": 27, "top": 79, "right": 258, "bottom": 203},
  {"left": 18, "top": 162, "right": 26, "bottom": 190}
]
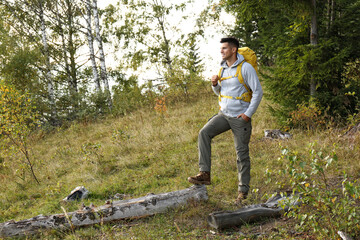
[{"left": 187, "top": 177, "right": 211, "bottom": 185}]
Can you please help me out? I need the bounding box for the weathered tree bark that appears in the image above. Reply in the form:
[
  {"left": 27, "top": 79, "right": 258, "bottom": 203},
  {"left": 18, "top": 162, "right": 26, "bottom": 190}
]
[
  {"left": 207, "top": 193, "right": 301, "bottom": 229},
  {"left": 337, "top": 231, "right": 354, "bottom": 240},
  {"left": 264, "top": 129, "right": 292, "bottom": 139},
  {"left": 0, "top": 185, "right": 208, "bottom": 238}
]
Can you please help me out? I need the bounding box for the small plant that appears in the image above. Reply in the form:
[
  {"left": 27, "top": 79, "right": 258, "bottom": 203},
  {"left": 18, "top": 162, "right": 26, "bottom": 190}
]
[
  {"left": 346, "top": 112, "right": 360, "bottom": 129},
  {"left": 154, "top": 96, "right": 167, "bottom": 117},
  {"left": 268, "top": 143, "right": 360, "bottom": 239},
  {"left": 111, "top": 128, "right": 130, "bottom": 144},
  {"left": 81, "top": 142, "right": 103, "bottom": 165},
  {"left": 0, "top": 82, "right": 40, "bottom": 184}
]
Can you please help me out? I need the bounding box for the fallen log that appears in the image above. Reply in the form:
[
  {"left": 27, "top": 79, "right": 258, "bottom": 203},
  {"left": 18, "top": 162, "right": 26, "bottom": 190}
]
[
  {"left": 264, "top": 129, "right": 292, "bottom": 140},
  {"left": 0, "top": 185, "right": 208, "bottom": 238},
  {"left": 208, "top": 193, "right": 301, "bottom": 229},
  {"left": 337, "top": 231, "right": 353, "bottom": 240}
]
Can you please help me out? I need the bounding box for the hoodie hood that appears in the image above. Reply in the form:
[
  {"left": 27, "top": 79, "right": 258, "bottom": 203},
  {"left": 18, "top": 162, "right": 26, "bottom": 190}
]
[{"left": 220, "top": 53, "right": 244, "bottom": 69}]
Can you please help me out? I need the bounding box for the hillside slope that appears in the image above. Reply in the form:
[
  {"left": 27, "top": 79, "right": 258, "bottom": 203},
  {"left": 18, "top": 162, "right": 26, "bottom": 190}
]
[{"left": 0, "top": 88, "right": 359, "bottom": 239}]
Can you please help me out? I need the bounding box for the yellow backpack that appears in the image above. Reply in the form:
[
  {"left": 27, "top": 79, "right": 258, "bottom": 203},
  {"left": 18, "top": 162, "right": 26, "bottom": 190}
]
[{"left": 217, "top": 47, "right": 257, "bottom": 103}]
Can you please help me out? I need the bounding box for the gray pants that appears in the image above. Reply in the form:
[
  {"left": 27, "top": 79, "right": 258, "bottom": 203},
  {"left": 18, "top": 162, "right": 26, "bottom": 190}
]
[{"left": 198, "top": 112, "right": 252, "bottom": 193}]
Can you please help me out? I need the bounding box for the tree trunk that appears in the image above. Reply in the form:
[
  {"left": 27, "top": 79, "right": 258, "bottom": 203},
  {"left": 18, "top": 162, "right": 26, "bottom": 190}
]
[
  {"left": 153, "top": 0, "right": 172, "bottom": 73},
  {"left": 39, "top": 0, "right": 58, "bottom": 125},
  {"left": 55, "top": 0, "right": 72, "bottom": 96},
  {"left": 331, "top": 0, "right": 334, "bottom": 26},
  {"left": 326, "top": 0, "right": 335, "bottom": 35},
  {"left": 65, "top": 0, "right": 78, "bottom": 97},
  {"left": 309, "top": 0, "right": 318, "bottom": 98},
  {"left": 158, "top": 16, "right": 172, "bottom": 72},
  {"left": 207, "top": 193, "right": 301, "bottom": 229},
  {"left": 85, "top": 0, "right": 101, "bottom": 94},
  {"left": 92, "top": 0, "right": 112, "bottom": 109},
  {"left": 326, "top": 0, "right": 330, "bottom": 34},
  {"left": 0, "top": 185, "right": 208, "bottom": 238}
]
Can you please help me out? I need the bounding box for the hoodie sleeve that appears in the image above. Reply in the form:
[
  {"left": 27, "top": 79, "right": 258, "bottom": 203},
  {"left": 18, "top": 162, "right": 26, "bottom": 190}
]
[
  {"left": 212, "top": 83, "right": 221, "bottom": 96},
  {"left": 242, "top": 63, "right": 263, "bottom": 118}
]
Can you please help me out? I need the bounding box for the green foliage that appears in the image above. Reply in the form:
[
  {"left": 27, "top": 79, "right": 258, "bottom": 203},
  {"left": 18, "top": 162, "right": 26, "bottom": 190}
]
[
  {"left": 262, "top": 38, "right": 353, "bottom": 125},
  {"left": 115, "top": 0, "right": 206, "bottom": 97},
  {"left": 116, "top": 0, "right": 182, "bottom": 70},
  {"left": 1, "top": 0, "right": 209, "bottom": 125},
  {"left": 223, "top": 0, "right": 360, "bottom": 124},
  {"left": 0, "top": 46, "right": 42, "bottom": 93},
  {"left": 164, "top": 33, "right": 206, "bottom": 99},
  {"left": 163, "top": 66, "right": 205, "bottom": 100},
  {"left": 267, "top": 143, "right": 360, "bottom": 239},
  {"left": 0, "top": 81, "right": 40, "bottom": 184},
  {"left": 111, "top": 72, "right": 150, "bottom": 116},
  {"left": 342, "top": 59, "right": 360, "bottom": 117}
]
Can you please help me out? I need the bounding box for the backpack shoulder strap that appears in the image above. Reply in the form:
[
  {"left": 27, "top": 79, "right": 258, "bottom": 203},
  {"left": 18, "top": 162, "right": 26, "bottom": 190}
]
[
  {"left": 237, "top": 61, "right": 252, "bottom": 94},
  {"left": 218, "top": 67, "right": 226, "bottom": 84},
  {"left": 218, "top": 67, "right": 223, "bottom": 78}
]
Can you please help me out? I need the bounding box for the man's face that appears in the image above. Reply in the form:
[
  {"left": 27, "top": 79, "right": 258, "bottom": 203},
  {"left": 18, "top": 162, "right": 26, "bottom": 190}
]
[{"left": 220, "top": 42, "right": 237, "bottom": 61}]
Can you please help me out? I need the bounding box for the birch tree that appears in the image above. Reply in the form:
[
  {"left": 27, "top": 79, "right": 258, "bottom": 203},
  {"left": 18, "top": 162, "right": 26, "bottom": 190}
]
[
  {"left": 92, "top": 0, "right": 112, "bottom": 109},
  {"left": 38, "top": 0, "right": 58, "bottom": 124},
  {"left": 1, "top": 0, "right": 117, "bottom": 120},
  {"left": 85, "top": 0, "right": 101, "bottom": 94}
]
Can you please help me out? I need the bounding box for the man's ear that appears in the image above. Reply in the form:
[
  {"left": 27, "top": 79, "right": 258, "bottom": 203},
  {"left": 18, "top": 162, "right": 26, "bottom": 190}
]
[{"left": 232, "top": 47, "right": 237, "bottom": 53}]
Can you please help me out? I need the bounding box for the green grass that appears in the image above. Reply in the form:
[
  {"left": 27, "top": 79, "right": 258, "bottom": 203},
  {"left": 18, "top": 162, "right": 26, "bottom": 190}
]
[{"left": 0, "top": 88, "right": 359, "bottom": 239}]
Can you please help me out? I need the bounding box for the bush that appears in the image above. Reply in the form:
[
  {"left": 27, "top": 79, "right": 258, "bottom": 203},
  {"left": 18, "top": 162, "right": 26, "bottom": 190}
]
[
  {"left": 111, "top": 75, "right": 151, "bottom": 116},
  {"left": 0, "top": 82, "right": 40, "bottom": 184},
  {"left": 266, "top": 143, "right": 360, "bottom": 239},
  {"left": 288, "top": 102, "right": 326, "bottom": 130}
]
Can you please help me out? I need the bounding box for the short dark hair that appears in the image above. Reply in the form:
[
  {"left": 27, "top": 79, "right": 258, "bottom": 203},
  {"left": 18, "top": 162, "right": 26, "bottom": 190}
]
[{"left": 220, "top": 37, "right": 239, "bottom": 50}]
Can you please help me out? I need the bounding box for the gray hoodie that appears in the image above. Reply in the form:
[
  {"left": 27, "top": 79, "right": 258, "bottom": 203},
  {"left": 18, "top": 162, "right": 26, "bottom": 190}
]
[{"left": 212, "top": 53, "right": 263, "bottom": 118}]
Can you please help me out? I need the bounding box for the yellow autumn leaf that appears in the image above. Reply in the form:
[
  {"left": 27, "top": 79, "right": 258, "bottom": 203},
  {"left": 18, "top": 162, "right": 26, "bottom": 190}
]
[
  {"left": 305, "top": 183, "right": 310, "bottom": 187},
  {"left": 331, "top": 197, "right": 337, "bottom": 203}
]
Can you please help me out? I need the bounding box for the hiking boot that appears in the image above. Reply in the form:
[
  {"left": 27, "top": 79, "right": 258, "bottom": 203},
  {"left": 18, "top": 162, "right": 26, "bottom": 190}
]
[
  {"left": 188, "top": 171, "right": 211, "bottom": 185},
  {"left": 235, "top": 191, "right": 248, "bottom": 205}
]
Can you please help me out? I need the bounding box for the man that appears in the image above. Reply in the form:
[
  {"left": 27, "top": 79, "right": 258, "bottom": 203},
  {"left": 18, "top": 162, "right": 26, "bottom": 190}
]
[{"left": 188, "top": 37, "right": 263, "bottom": 203}]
